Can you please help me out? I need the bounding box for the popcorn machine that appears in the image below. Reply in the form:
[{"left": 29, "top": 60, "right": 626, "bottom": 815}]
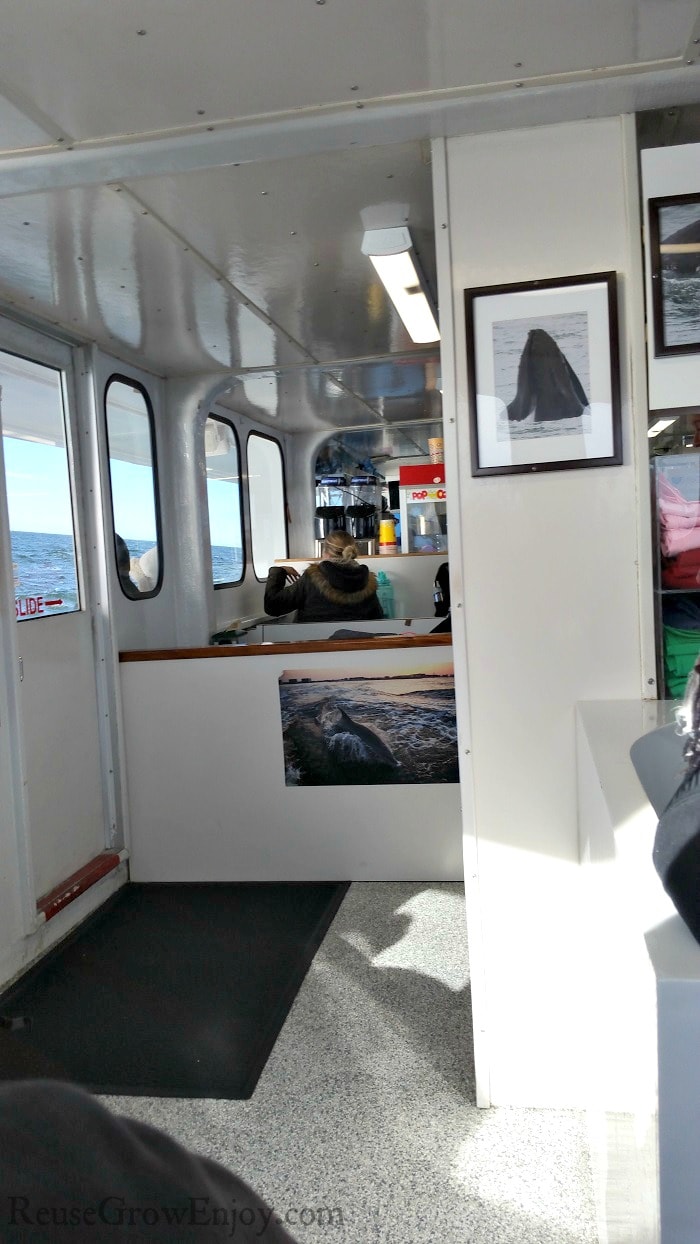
[{"left": 398, "top": 465, "right": 447, "bottom": 553}]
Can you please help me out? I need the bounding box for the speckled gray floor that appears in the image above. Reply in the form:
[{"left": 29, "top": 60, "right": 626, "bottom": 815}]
[{"left": 102, "top": 883, "right": 598, "bottom": 1243}]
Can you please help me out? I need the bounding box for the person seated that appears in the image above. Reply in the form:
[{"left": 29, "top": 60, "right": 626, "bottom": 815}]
[
  {"left": 264, "top": 530, "right": 383, "bottom": 623},
  {"left": 114, "top": 534, "right": 135, "bottom": 595},
  {"left": 430, "top": 561, "right": 451, "bottom": 634}
]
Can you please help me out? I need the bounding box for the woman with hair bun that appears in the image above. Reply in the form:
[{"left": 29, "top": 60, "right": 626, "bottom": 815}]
[{"left": 264, "top": 529, "right": 383, "bottom": 623}]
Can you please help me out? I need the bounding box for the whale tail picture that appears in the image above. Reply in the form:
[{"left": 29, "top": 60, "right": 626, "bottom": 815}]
[{"left": 507, "top": 328, "right": 588, "bottom": 423}]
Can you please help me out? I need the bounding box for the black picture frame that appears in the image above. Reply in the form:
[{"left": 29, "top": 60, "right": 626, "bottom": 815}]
[
  {"left": 648, "top": 193, "right": 700, "bottom": 357},
  {"left": 465, "top": 271, "right": 621, "bottom": 477}
]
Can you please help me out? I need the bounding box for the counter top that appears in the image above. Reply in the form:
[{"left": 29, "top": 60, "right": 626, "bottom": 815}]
[{"left": 120, "top": 632, "right": 452, "bottom": 662}]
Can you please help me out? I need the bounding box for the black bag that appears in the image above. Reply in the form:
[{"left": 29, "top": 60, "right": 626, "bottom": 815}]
[{"left": 653, "top": 766, "right": 700, "bottom": 944}]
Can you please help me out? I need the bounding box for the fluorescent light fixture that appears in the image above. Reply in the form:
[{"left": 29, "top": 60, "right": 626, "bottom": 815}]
[
  {"left": 648, "top": 417, "right": 678, "bottom": 438},
  {"left": 362, "top": 226, "right": 440, "bottom": 344}
]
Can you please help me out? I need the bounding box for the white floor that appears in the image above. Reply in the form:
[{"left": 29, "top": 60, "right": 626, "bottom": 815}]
[{"left": 103, "top": 883, "right": 599, "bottom": 1243}]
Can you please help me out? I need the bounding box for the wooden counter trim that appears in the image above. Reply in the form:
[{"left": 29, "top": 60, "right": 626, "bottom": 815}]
[{"left": 120, "top": 634, "right": 452, "bottom": 662}]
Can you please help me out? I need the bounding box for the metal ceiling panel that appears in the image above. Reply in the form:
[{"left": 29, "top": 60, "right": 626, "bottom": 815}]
[
  {"left": 437, "top": 0, "right": 700, "bottom": 86},
  {"left": 0, "top": 184, "right": 312, "bottom": 376},
  {"left": 124, "top": 142, "right": 436, "bottom": 367},
  {"left": 0, "top": 96, "right": 54, "bottom": 152},
  {"left": 217, "top": 368, "right": 387, "bottom": 434},
  {"left": 0, "top": 0, "right": 696, "bottom": 149},
  {"left": 0, "top": 0, "right": 430, "bottom": 143}
]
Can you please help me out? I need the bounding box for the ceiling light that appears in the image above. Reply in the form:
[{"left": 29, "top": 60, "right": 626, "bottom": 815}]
[
  {"left": 648, "top": 417, "right": 678, "bottom": 438},
  {"left": 361, "top": 226, "right": 440, "bottom": 344}
]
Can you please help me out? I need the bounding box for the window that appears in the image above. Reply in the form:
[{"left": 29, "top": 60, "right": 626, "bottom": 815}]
[
  {"left": 104, "top": 377, "right": 162, "bottom": 599},
  {"left": 205, "top": 415, "right": 244, "bottom": 586},
  {"left": 1, "top": 350, "right": 80, "bottom": 620},
  {"left": 247, "top": 433, "right": 287, "bottom": 579}
]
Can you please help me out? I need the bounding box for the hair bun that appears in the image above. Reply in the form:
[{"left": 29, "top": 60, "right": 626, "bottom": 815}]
[{"left": 342, "top": 543, "right": 358, "bottom": 561}]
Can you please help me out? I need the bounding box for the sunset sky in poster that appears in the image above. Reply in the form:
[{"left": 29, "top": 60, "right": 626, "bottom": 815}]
[{"left": 279, "top": 663, "right": 454, "bottom": 683}]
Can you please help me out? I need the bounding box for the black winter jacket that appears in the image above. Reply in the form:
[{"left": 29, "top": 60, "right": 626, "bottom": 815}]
[{"left": 264, "top": 561, "right": 383, "bottom": 623}]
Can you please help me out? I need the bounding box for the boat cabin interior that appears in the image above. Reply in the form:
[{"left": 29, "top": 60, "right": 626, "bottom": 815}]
[{"left": 2, "top": 2, "right": 700, "bottom": 1240}]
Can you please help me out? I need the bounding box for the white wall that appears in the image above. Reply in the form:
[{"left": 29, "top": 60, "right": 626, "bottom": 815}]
[
  {"left": 438, "top": 116, "right": 655, "bottom": 1106},
  {"left": 120, "top": 645, "right": 462, "bottom": 883},
  {"left": 642, "top": 142, "right": 700, "bottom": 412}
]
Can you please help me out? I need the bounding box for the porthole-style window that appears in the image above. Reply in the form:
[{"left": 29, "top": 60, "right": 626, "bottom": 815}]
[
  {"left": 205, "top": 415, "right": 245, "bottom": 586},
  {"left": 104, "top": 376, "right": 163, "bottom": 600},
  {"left": 247, "top": 432, "right": 288, "bottom": 580}
]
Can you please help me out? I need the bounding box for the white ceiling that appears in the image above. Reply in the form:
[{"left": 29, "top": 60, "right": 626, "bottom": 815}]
[{"left": 0, "top": 0, "right": 698, "bottom": 436}]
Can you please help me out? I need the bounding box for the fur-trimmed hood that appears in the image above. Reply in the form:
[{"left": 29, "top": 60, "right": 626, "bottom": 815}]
[{"left": 306, "top": 560, "right": 378, "bottom": 605}]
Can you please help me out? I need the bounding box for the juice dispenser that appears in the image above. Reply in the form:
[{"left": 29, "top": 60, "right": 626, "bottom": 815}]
[
  {"left": 314, "top": 475, "right": 347, "bottom": 542},
  {"left": 398, "top": 464, "right": 447, "bottom": 554},
  {"left": 345, "top": 474, "right": 381, "bottom": 542}
]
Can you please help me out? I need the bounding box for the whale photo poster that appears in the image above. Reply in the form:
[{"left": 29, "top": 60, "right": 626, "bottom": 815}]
[
  {"left": 649, "top": 193, "right": 700, "bottom": 356},
  {"left": 278, "top": 662, "right": 458, "bottom": 786},
  {"left": 465, "top": 271, "right": 621, "bottom": 476}
]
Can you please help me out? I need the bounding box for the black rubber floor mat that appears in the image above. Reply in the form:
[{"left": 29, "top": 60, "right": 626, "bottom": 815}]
[{"left": 0, "top": 881, "right": 349, "bottom": 1098}]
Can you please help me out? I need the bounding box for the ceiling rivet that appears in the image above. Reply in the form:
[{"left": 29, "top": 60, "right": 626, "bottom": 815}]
[
  {"left": 688, "top": 59, "right": 694, "bottom": 64},
  {"left": 197, "top": 109, "right": 206, "bottom": 116},
  {"left": 515, "top": 81, "right": 523, "bottom": 87},
  {"left": 514, "top": 61, "right": 522, "bottom": 67},
  {"left": 22, "top": 221, "right": 29, "bottom": 226},
  {"left": 137, "top": 29, "right": 147, "bottom": 35},
  {"left": 261, "top": 190, "right": 268, "bottom": 195},
  {"left": 350, "top": 85, "right": 359, "bottom": 91},
  {"left": 290, "top": 230, "right": 296, "bottom": 236},
  {"left": 207, "top": 126, "right": 214, "bottom": 131},
  {"left": 356, "top": 102, "right": 364, "bottom": 109},
  {"left": 387, "top": 174, "right": 394, "bottom": 179}
]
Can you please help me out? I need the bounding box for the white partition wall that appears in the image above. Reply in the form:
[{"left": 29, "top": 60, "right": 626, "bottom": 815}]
[
  {"left": 436, "top": 116, "right": 654, "bottom": 1106},
  {"left": 120, "top": 645, "right": 462, "bottom": 883}
]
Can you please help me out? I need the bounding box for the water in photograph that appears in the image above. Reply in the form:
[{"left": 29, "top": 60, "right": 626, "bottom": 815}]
[
  {"left": 659, "top": 205, "right": 700, "bottom": 348},
  {"left": 279, "top": 670, "right": 459, "bottom": 786}
]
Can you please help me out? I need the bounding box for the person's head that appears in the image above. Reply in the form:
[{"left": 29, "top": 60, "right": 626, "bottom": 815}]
[
  {"left": 322, "top": 529, "right": 360, "bottom": 562},
  {"left": 115, "top": 534, "right": 131, "bottom": 580}
]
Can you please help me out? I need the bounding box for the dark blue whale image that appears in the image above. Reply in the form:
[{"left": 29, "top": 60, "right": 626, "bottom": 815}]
[{"left": 507, "top": 328, "right": 588, "bottom": 423}]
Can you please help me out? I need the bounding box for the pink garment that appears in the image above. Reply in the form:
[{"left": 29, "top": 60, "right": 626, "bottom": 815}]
[
  {"left": 659, "top": 506, "right": 700, "bottom": 530},
  {"left": 661, "top": 526, "right": 700, "bottom": 557}
]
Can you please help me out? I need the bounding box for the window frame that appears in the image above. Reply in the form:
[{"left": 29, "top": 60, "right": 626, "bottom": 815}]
[
  {"left": 103, "top": 373, "right": 164, "bottom": 602},
  {"left": 246, "top": 430, "right": 289, "bottom": 582},
  {"left": 2, "top": 346, "right": 83, "bottom": 621},
  {"left": 205, "top": 413, "right": 246, "bottom": 590}
]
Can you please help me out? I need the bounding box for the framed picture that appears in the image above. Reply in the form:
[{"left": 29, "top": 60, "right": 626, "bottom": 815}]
[
  {"left": 648, "top": 193, "right": 700, "bottom": 356},
  {"left": 465, "top": 271, "right": 621, "bottom": 477}
]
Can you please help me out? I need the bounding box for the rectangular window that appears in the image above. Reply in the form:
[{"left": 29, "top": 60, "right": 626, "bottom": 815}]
[
  {"left": 247, "top": 433, "right": 287, "bottom": 580},
  {"left": 1, "top": 351, "right": 80, "bottom": 620},
  {"left": 104, "top": 376, "right": 162, "bottom": 598},
  {"left": 205, "top": 416, "right": 244, "bottom": 586}
]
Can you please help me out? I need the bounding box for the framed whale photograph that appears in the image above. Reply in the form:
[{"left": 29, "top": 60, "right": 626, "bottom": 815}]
[
  {"left": 649, "top": 193, "right": 700, "bottom": 356},
  {"left": 465, "top": 271, "right": 621, "bottom": 476}
]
